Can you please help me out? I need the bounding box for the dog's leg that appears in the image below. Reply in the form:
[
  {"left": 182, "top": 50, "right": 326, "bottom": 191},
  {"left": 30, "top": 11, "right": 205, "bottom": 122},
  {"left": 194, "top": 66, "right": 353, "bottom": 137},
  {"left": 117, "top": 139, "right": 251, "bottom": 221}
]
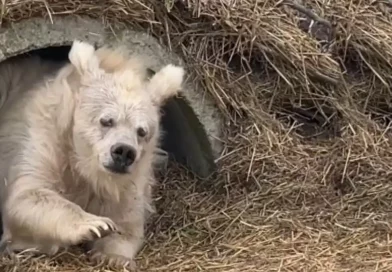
[
  {"left": 87, "top": 193, "right": 147, "bottom": 270},
  {"left": 88, "top": 231, "right": 143, "bottom": 270},
  {"left": 2, "top": 176, "right": 118, "bottom": 251}
]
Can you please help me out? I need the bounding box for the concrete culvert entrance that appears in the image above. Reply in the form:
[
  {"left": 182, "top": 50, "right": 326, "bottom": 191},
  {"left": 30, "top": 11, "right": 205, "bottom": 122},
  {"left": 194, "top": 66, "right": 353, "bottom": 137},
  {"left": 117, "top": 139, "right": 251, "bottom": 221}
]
[{"left": 0, "top": 16, "right": 223, "bottom": 180}]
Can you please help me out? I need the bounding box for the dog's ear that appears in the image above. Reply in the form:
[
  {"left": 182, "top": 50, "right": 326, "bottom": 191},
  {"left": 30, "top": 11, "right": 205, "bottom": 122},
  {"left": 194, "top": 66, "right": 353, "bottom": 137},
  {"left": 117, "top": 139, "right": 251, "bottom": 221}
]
[
  {"left": 68, "top": 40, "right": 101, "bottom": 76},
  {"left": 147, "top": 64, "right": 185, "bottom": 105}
]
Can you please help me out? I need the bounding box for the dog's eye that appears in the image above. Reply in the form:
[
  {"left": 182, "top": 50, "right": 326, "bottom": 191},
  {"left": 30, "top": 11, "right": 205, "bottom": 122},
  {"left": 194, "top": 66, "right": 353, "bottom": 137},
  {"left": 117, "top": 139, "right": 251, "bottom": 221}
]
[
  {"left": 137, "top": 127, "right": 147, "bottom": 138},
  {"left": 100, "top": 118, "right": 114, "bottom": 127}
]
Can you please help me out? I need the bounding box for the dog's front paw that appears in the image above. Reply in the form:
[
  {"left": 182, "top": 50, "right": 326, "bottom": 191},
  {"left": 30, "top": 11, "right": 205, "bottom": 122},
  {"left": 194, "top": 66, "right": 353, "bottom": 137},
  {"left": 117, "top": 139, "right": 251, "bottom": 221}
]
[{"left": 89, "top": 250, "right": 136, "bottom": 270}]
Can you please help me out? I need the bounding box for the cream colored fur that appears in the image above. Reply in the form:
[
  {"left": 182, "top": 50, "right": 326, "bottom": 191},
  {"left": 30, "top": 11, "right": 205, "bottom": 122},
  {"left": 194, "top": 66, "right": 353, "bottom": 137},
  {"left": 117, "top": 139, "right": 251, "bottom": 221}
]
[{"left": 0, "top": 40, "right": 185, "bottom": 269}]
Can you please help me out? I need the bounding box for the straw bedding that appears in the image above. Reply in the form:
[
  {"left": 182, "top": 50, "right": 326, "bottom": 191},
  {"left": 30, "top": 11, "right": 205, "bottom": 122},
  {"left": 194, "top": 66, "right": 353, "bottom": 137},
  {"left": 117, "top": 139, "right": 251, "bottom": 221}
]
[{"left": 1, "top": 0, "right": 392, "bottom": 271}]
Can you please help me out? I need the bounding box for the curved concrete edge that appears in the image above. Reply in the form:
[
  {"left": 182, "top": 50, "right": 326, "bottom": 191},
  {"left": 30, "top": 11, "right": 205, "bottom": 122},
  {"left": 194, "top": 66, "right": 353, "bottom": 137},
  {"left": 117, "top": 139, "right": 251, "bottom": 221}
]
[{"left": 0, "top": 15, "right": 224, "bottom": 159}]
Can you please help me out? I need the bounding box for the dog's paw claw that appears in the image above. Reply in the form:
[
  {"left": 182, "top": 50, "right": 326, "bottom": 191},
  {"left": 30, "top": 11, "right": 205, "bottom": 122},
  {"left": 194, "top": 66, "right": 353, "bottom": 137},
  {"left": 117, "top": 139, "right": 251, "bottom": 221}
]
[
  {"left": 72, "top": 216, "right": 118, "bottom": 244},
  {"left": 89, "top": 251, "right": 136, "bottom": 270}
]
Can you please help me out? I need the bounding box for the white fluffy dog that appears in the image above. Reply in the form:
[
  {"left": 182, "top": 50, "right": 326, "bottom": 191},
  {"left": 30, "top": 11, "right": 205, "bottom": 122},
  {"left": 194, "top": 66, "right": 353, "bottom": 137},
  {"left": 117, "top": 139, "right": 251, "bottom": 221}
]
[{"left": 0, "top": 40, "right": 185, "bottom": 269}]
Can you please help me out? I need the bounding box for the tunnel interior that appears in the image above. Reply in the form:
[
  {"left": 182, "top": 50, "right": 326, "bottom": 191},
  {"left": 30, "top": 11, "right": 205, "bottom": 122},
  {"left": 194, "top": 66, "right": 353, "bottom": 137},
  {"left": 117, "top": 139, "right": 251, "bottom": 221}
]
[{"left": 15, "top": 46, "right": 217, "bottom": 179}]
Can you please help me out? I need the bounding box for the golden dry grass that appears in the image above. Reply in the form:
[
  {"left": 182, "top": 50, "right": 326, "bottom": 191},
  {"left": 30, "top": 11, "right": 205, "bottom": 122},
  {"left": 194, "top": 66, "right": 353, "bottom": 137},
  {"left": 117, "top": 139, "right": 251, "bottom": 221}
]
[{"left": 2, "top": 0, "right": 392, "bottom": 271}]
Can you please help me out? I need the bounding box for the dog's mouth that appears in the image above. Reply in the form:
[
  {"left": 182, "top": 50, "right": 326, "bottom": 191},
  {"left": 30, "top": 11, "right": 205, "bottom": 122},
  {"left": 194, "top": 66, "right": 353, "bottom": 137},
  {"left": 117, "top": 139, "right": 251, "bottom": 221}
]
[{"left": 103, "top": 163, "right": 130, "bottom": 175}]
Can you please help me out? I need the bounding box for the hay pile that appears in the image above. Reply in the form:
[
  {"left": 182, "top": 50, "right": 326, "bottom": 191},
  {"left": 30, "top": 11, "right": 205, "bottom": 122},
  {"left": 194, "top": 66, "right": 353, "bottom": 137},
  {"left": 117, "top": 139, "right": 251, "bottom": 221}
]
[{"left": 2, "top": 0, "right": 392, "bottom": 271}]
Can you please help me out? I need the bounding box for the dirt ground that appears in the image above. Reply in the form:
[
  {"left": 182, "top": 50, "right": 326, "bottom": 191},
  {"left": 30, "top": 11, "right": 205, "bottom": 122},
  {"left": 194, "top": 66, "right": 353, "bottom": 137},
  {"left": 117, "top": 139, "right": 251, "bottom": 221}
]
[{"left": 2, "top": 1, "right": 392, "bottom": 271}]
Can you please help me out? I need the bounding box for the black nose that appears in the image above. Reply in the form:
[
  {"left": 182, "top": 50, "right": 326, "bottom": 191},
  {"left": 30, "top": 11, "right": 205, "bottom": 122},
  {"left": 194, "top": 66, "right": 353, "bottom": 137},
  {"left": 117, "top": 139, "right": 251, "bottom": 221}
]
[{"left": 110, "top": 143, "right": 136, "bottom": 167}]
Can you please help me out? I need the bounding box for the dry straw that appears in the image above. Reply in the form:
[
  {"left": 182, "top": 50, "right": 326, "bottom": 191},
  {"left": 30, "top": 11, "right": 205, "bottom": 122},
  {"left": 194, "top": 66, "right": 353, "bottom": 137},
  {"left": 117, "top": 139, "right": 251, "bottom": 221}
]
[{"left": 1, "top": 0, "right": 392, "bottom": 271}]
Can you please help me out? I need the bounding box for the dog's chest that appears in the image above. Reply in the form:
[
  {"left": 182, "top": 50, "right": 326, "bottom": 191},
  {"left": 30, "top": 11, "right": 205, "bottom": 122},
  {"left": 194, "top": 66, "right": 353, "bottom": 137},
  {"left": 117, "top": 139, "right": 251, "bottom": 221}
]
[
  {"left": 60, "top": 181, "right": 93, "bottom": 210},
  {"left": 58, "top": 169, "right": 94, "bottom": 210},
  {"left": 59, "top": 169, "right": 134, "bottom": 216},
  {"left": 60, "top": 182, "right": 116, "bottom": 216}
]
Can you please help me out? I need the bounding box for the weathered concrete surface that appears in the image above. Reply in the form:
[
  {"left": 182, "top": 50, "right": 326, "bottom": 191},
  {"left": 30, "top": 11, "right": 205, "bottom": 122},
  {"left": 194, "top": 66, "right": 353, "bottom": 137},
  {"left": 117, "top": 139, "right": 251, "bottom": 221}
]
[{"left": 0, "top": 15, "right": 223, "bottom": 177}]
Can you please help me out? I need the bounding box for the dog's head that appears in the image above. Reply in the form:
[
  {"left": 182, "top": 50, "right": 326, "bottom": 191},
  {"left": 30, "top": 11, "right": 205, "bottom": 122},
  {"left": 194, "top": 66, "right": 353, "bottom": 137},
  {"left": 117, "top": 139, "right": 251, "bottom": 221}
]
[{"left": 66, "top": 40, "right": 185, "bottom": 177}]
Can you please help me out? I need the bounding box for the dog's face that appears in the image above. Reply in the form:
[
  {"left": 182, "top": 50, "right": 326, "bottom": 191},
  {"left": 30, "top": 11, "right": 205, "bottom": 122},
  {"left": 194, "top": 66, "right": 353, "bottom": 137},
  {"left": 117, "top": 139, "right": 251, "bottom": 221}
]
[
  {"left": 68, "top": 41, "right": 184, "bottom": 176},
  {"left": 73, "top": 77, "right": 160, "bottom": 174}
]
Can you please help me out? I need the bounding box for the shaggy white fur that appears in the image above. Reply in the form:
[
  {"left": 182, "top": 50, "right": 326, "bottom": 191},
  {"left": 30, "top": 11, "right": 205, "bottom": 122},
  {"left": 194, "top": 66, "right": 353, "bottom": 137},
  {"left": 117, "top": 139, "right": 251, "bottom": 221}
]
[{"left": 0, "top": 40, "right": 185, "bottom": 269}]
